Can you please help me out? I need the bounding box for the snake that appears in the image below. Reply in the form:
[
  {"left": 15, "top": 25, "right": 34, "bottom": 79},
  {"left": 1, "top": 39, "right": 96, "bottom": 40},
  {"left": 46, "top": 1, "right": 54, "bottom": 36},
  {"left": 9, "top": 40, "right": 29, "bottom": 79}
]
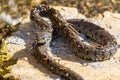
[{"left": 30, "top": 4, "right": 118, "bottom": 80}]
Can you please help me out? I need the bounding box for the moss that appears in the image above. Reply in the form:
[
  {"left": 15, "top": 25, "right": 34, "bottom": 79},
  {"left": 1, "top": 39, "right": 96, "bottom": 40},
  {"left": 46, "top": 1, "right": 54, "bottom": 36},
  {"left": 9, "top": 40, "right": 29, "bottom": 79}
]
[
  {"left": 0, "top": 42, "right": 16, "bottom": 79},
  {"left": 0, "top": 75, "right": 18, "bottom": 80},
  {"left": 0, "top": 42, "right": 11, "bottom": 63}
]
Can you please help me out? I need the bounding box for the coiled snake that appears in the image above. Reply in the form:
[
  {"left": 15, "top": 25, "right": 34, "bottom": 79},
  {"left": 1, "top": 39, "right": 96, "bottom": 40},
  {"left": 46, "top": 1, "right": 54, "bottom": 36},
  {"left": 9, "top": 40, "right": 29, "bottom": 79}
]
[{"left": 30, "top": 4, "right": 118, "bottom": 80}]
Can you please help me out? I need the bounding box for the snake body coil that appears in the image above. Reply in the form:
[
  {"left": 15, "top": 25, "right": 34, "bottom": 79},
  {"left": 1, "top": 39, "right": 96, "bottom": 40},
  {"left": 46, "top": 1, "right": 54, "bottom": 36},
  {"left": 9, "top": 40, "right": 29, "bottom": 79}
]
[{"left": 30, "top": 4, "right": 118, "bottom": 80}]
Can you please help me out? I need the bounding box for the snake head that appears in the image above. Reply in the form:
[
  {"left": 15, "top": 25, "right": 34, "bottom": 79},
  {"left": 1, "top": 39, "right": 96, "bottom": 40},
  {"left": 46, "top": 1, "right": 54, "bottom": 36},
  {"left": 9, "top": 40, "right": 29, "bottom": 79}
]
[
  {"left": 35, "top": 32, "right": 47, "bottom": 45},
  {"left": 30, "top": 31, "right": 52, "bottom": 51}
]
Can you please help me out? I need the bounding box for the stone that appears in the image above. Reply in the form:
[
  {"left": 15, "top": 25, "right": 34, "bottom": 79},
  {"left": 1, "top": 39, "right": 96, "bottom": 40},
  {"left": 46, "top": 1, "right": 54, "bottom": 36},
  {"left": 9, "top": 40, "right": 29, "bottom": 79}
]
[{"left": 1, "top": 6, "right": 120, "bottom": 80}]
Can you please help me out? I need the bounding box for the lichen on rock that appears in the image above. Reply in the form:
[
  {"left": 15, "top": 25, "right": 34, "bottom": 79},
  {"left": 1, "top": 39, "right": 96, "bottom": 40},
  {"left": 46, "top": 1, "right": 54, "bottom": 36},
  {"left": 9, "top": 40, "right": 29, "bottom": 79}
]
[{"left": 0, "top": 42, "right": 17, "bottom": 79}]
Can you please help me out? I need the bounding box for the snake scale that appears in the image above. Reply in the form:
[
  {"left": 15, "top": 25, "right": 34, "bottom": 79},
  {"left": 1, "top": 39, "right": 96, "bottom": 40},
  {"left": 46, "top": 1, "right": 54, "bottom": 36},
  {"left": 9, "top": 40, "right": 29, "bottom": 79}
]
[{"left": 30, "top": 4, "right": 118, "bottom": 80}]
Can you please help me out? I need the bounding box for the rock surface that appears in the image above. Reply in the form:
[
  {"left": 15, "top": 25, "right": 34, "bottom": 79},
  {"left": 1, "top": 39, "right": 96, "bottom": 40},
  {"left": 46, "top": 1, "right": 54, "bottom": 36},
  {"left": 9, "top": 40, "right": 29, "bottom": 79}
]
[{"left": 1, "top": 6, "right": 120, "bottom": 80}]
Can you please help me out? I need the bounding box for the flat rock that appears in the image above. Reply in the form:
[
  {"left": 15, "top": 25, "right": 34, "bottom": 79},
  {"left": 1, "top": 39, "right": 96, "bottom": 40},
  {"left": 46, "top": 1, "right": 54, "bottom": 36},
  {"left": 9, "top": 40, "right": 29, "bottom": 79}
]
[{"left": 1, "top": 6, "right": 120, "bottom": 80}]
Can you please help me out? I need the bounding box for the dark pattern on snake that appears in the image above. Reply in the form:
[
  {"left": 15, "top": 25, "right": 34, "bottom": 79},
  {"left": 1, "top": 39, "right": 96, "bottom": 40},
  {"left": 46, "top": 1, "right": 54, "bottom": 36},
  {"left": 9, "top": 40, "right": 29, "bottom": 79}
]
[
  {"left": 30, "top": 6, "right": 84, "bottom": 80},
  {"left": 30, "top": 4, "right": 118, "bottom": 80}
]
